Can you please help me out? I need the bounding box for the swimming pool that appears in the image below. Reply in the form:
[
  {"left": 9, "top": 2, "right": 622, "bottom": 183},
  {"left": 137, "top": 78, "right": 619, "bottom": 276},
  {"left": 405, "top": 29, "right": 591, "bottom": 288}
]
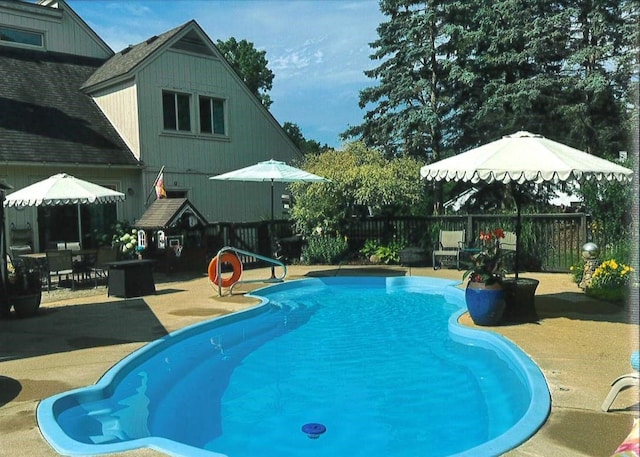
[{"left": 37, "top": 276, "right": 550, "bottom": 457}]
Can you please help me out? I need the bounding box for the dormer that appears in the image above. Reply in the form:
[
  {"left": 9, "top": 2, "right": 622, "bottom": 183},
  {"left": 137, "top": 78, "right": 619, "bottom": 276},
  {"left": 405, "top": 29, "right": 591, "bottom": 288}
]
[{"left": 0, "top": 0, "right": 112, "bottom": 59}]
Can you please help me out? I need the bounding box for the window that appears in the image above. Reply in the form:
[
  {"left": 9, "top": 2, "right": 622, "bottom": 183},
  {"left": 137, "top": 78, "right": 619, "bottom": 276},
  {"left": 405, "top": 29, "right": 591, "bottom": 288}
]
[
  {"left": 0, "top": 26, "right": 44, "bottom": 48},
  {"left": 199, "top": 96, "right": 226, "bottom": 135},
  {"left": 162, "top": 91, "right": 191, "bottom": 131}
]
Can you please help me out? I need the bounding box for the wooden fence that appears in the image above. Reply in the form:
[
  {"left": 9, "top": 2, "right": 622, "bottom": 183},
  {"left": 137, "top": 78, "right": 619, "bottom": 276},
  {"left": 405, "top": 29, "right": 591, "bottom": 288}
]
[{"left": 206, "top": 213, "right": 620, "bottom": 273}]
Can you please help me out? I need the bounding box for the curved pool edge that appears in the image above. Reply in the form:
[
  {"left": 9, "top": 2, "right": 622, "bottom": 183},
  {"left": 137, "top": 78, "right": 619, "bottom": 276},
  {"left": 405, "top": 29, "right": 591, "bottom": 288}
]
[
  {"left": 446, "top": 300, "right": 552, "bottom": 456},
  {"left": 36, "top": 275, "right": 550, "bottom": 457},
  {"left": 36, "top": 300, "right": 274, "bottom": 457}
]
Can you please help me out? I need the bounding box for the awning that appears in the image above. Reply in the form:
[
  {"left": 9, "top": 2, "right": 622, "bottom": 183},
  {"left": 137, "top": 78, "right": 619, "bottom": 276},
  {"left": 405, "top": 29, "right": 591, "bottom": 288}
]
[{"left": 135, "top": 198, "right": 207, "bottom": 230}]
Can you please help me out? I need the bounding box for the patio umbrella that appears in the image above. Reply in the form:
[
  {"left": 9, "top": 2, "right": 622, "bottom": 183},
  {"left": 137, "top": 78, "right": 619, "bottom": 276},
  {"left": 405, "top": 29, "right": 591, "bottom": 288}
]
[
  {"left": 4, "top": 173, "right": 126, "bottom": 245},
  {"left": 209, "top": 159, "right": 330, "bottom": 222},
  {"left": 420, "top": 131, "right": 633, "bottom": 279},
  {"left": 210, "top": 159, "right": 329, "bottom": 276}
]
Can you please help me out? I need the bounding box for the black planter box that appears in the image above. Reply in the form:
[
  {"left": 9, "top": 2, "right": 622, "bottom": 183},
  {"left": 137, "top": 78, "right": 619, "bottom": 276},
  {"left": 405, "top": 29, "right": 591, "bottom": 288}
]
[{"left": 107, "top": 260, "right": 156, "bottom": 298}]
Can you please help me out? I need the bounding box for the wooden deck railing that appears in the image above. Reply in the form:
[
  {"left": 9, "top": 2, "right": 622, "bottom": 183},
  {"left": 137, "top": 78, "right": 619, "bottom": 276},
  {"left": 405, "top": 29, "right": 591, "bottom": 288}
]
[{"left": 206, "top": 213, "right": 622, "bottom": 273}]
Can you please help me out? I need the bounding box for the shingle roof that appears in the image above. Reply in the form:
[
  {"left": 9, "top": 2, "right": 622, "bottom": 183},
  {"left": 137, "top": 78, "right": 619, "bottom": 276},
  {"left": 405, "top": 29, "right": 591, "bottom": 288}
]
[
  {"left": 0, "top": 46, "right": 138, "bottom": 166},
  {"left": 135, "top": 198, "right": 208, "bottom": 230},
  {"left": 81, "top": 22, "right": 189, "bottom": 91}
]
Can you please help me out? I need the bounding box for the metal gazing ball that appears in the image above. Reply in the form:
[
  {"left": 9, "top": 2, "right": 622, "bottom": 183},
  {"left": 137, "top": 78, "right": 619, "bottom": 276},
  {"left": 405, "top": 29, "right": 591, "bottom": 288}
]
[{"left": 581, "top": 242, "right": 600, "bottom": 260}]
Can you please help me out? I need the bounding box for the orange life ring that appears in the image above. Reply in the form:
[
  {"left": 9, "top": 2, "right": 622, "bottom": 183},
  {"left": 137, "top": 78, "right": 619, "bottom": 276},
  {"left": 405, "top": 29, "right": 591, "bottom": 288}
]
[{"left": 208, "top": 252, "right": 243, "bottom": 288}]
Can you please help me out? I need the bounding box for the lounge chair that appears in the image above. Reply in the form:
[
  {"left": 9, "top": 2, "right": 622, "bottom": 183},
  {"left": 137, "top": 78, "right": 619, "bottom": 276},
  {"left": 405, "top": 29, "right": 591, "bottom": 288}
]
[
  {"left": 432, "top": 230, "right": 465, "bottom": 270},
  {"left": 601, "top": 351, "right": 640, "bottom": 412}
]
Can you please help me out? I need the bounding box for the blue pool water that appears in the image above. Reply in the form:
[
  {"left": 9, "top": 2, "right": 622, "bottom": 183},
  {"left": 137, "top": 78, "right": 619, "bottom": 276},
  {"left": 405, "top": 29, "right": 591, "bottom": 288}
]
[{"left": 37, "top": 276, "right": 550, "bottom": 457}]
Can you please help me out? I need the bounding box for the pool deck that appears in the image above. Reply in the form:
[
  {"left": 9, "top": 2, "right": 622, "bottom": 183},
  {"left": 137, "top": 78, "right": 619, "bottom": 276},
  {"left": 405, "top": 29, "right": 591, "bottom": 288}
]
[{"left": 0, "top": 264, "right": 638, "bottom": 457}]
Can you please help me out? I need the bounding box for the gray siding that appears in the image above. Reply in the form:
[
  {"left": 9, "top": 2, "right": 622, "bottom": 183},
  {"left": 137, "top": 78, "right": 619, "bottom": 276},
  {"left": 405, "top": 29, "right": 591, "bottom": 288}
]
[
  {"left": 133, "top": 49, "right": 302, "bottom": 223},
  {"left": 0, "top": 1, "right": 111, "bottom": 58}
]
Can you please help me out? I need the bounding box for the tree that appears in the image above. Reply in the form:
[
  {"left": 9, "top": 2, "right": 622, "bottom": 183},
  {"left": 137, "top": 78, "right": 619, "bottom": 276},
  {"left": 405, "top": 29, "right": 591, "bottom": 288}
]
[
  {"left": 288, "top": 142, "right": 427, "bottom": 235},
  {"left": 341, "top": 1, "right": 457, "bottom": 161},
  {"left": 216, "top": 37, "right": 274, "bottom": 108},
  {"left": 346, "top": 0, "right": 637, "bottom": 212},
  {"left": 282, "top": 122, "right": 330, "bottom": 155}
]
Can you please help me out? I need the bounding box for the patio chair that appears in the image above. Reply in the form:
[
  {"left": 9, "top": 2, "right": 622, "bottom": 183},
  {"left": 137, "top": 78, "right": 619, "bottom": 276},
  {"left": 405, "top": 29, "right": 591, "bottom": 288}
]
[
  {"left": 46, "top": 249, "right": 75, "bottom": 291},
  {"left": 91, "top": 245, "right": 119, "bottom": 288},
  {"left": 9, "top": 244, "right": 32, "bottom": 260},
  {"left": 500, "top": 231, "right": 517, "bottom": 252},
  {"left": 601, "top": 351, "right": 640, "bottom": 412},
  {"left": 432, "top": 230, "right": 465, "bottom": 270},
  {"left": 500, "top": 231, "right": 517, "bottom": 272}
]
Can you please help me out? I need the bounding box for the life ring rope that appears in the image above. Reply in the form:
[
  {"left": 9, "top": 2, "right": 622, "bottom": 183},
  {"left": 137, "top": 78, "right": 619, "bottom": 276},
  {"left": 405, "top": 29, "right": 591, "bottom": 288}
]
[{"left": 208, "top": 252, "right": 243, "bottom": 288}]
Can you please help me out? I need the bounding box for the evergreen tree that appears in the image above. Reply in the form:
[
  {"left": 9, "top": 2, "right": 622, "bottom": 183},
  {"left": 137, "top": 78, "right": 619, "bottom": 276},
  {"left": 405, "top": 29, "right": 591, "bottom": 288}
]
[
  {"left": 345, "top": 0, "right": 637, "bottom": 211},
  {"left": 341, "top": 0, "right": 457, "bottom": 161}
]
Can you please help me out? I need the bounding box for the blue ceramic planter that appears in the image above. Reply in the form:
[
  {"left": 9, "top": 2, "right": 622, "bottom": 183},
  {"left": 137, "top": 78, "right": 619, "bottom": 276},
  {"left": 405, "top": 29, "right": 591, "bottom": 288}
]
[{"left": 465, "top": 282, "right": 505, "bottom": 326}]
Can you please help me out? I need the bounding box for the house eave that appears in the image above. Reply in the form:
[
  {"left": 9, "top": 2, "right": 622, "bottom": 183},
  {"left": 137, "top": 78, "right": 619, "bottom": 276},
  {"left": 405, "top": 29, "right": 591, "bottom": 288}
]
[{"left": 1, "top": 160, "right": 142, "bottom": 169}]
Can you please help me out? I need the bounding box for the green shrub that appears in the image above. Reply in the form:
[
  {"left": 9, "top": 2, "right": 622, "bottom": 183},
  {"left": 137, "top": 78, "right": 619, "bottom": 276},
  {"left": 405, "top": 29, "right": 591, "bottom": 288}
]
[
  {"left": 359, "top": 239, "right": 380, "bottom": 259},
  {"left": 359, "top": 238, "right": 407, "bottom": 264},
  {"left": 302, "top": 234, "right": 349, "bottom": 264},
  {"left": 569, "top": 259, "right": 585, "bottom": 285}
]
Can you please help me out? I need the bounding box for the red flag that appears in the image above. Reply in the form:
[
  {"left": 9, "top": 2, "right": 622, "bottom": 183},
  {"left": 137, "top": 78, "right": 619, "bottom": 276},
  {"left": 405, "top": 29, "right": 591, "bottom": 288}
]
[{"left": 155, "top": 172, "right": 167, "bottom": 199}]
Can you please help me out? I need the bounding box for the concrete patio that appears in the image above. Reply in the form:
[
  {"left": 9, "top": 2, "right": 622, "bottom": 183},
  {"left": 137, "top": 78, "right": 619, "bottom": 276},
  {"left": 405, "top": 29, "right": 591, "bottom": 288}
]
[{"left": 0, "top": 265, "right": 638, "bottom": 456}]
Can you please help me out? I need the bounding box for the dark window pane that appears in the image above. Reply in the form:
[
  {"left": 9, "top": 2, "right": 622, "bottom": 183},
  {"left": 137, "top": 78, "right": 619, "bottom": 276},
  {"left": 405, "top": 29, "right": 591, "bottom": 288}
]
[
  {"left": 199, "top": 97, "right": 212, "bottom": 133},
  {"left": 0, "top": 27, "right": 43, "bottom": 47},
  {"left": 162, "top": 92, "right": 176, "bottom": 130},
  {"left": 212, "top": 99, "right": 225, "bottom": 135},
  {"left": 177, "top": 94, "right": 191, "bottom": 131}
]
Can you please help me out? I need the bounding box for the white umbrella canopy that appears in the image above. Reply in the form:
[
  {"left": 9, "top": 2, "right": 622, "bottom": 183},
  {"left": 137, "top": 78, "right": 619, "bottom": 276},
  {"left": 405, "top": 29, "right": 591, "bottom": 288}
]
[
  {"left": 210, "top": 159, "right": 329, "bottom": 184},
  {"left": 4, "top": 173, "right": 126, "bottom": 245},
  {"left": 209, "top": 159, "right": 330, "bottom": 219},
  {"left": 4, "top": 173, "right": 125, "bottom": 207},
  {"left": 420, "top": 131, "right": 633, "bottom": 184},
  {"left": 420, "top": 131, "right": 633, "bottom": 278}
]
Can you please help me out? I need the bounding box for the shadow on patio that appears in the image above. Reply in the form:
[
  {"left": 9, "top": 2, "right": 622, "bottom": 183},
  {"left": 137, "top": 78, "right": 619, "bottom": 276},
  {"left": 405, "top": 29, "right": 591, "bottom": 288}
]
[{"left": 0, "top": 298, "right": 167, "bottom": 362}]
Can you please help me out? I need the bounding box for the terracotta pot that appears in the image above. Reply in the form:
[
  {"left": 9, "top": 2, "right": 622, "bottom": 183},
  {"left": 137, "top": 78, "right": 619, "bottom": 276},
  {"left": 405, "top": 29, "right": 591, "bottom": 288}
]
[
  {"left": 465, "top": 281, "right": 505, "bottom": 326},
  {"left": 10, "top": 293, "right": 42, "bottom": 318}
]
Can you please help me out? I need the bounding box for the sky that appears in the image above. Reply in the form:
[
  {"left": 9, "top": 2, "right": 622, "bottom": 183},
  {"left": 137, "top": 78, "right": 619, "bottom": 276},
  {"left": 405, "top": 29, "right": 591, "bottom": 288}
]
[{"left": 67, "top": 0, "right": 385, "bottom": 149}]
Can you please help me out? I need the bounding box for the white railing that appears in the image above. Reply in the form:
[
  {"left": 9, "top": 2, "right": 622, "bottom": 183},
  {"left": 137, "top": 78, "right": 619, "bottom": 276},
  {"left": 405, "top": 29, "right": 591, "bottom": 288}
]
[{"left": 212, "top": 246, "right": 287, "bottom": 296}]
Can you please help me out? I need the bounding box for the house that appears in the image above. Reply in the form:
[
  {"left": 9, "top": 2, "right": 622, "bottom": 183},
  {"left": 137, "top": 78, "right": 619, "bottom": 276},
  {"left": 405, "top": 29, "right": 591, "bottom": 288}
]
[{"left": 0, "top": 0, "right": 302, "bottom": 252}]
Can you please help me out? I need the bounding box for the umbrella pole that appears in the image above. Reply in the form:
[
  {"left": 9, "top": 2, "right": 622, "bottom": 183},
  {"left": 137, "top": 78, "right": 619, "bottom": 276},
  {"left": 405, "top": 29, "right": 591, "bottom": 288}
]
[
  {"left": 0, "top": 191, "right": 9, "bottom": 316},
  {"left": 270, "top": 180, "right": 275, "bottom": 278},
  {"left": 77, "top": 204, "right": 83, "bottom": 247},
  {"left": 512, "top": 184, "right": 522, "bottom": 281}
]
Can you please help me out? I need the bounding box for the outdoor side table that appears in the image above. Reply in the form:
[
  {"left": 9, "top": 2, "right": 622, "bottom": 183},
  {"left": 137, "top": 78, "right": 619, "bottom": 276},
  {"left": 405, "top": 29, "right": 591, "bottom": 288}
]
[{"left": 106, "top": 259, "right": 155, "bottom": 298}]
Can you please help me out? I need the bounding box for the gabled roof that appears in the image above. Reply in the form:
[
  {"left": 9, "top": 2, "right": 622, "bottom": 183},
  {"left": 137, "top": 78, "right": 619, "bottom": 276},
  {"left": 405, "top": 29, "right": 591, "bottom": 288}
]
[
  {"left": 82, "top": 21, "right": 213, "bottom": 91},
  {"left": 0, "top": 46, "right": 138, "bottom": 166},
  {"left": 135, "top": 198, "right": 208, "bottom": 230}
]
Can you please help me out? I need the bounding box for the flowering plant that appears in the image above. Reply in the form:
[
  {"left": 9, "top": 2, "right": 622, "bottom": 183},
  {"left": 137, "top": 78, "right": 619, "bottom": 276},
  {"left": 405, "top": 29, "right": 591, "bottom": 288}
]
[
  {"left": 586, "top": 259, "right": 635, "bottom": 302},
  {"left": 110, "top": 222, "right": 138, "bottom": 259},
  {"left": 463, "top": 228, "right": 510, "bottom": 285}
]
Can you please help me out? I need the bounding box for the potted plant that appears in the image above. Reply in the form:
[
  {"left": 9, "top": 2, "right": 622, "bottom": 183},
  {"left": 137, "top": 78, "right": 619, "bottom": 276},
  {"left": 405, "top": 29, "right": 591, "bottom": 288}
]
[
  {"left": 462, "top": 228, "right": 509, "bottom": 326},
  {"left": 7, "top": 257, "right": 43, "bottom": 318}
]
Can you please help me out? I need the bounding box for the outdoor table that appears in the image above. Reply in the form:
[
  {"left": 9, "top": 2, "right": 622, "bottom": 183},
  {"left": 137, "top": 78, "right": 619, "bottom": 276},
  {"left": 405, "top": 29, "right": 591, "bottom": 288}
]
[{"left": 106, "top": 259, "right": 156, "bottom": 298}]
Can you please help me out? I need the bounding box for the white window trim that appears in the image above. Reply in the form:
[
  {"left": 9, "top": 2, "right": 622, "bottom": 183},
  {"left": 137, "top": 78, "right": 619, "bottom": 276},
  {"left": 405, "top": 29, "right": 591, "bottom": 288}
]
[{"left": 0, "top": 25, "right": 45, "bottom": 50}]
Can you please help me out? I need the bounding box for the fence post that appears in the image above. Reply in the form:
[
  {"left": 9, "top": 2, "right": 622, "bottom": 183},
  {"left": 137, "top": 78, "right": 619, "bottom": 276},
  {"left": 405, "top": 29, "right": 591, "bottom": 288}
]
[{"left": 580, "top": 213, "right": 588, "bottom": 245}]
